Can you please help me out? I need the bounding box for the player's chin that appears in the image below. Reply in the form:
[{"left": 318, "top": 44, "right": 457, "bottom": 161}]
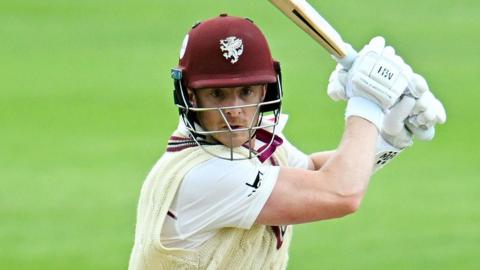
[{"left": 215, "top": 131, "right": 251, "bottom": 148}]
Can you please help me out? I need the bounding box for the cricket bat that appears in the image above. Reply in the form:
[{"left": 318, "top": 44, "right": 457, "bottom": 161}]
[
  {"left": 269, "top": 0, "right": 436, "bottom": 140},
  {"left": 268, "top": 0, "right": 357, "bottom": 68}
]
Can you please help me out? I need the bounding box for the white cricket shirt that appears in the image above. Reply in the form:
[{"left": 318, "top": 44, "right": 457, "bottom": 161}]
[{"left": 161, "top": 116, "right": 309, "bottom": 249}]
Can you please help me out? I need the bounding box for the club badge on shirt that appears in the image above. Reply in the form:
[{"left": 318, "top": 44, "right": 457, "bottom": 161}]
[{"left": 246, "top": 171, "right": 263, "bottom": 197}]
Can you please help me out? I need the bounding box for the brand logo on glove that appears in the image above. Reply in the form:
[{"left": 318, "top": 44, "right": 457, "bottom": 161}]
[
  {"left": 377, "top": 151, "right": 398, "bottom": 165},
  {"left": 377, "top": 65, "right": 395, "bottom": 80}
]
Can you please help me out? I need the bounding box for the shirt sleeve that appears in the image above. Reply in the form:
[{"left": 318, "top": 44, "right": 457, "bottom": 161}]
[
  {"left": 281, "top": 135, "right": 310, "bottom": 169},
  {"left": 172, "top": 158, "right": 280, "bottom": 237}
]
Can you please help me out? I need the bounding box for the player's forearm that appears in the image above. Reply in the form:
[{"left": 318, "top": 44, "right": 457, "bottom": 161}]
[
  {"left": 259, "top": 117, "right": 380, "bottom": 224},
  {"left": 317, "top": 116, "right": 377, "bottom": 200},
  {"left": 308, "top": 150, "right": 335, "bottom": 170}
]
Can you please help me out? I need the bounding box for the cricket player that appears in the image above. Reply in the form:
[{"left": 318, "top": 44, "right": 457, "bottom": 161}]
[{"left": 129, "top": 14, "right": 446, "bottom": 270}]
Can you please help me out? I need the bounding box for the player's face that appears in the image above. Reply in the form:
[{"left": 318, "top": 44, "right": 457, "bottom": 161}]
[{"left": 190, "top": 85, "right": 267, "bottom": 148}]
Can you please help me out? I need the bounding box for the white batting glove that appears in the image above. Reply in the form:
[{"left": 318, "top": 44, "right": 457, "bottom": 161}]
[
  {"left": 328, "top": 37, "right": 414, "bottom": 130},
  {"left": 325, "top": 39, "right": 447, "bottom": 172},
  {"left": 346, "top": 36, "right": 414, "bottom": 110},
  {"left": 328, "top": 61, "right": 446, "bottom": 138},
  {"left": 383, "top": 73, "right": 446, "bottom": 142},
  {"left": 374, "top": 75, "right": 447, "bottom": 172},
  {"left": 327, "top": 63, "right": 349, "bottom": 101},
  {"left": 373, "top": 93, "right": 446, "bottom": 172},
  {"left": 382, "top": 74, "right": 426, "bottom": 146},
  {"left": 327, "top": 38, "right": 421, "bottom": 104},
  {"left": 373, "top": 96, "right": 416, "bottom": 172},
  {"left": 406, "top": 89, "right": 447, "bottom": 141}
]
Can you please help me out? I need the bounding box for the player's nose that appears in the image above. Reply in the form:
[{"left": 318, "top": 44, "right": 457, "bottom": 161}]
[
  {"left": 222, "top": 95, "right": 245, "bottom": 116},
  {"left": 223, "top": 105, "right": 242, "bottom": 118}
]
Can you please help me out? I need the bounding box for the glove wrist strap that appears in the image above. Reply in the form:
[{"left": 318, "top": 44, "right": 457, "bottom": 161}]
[
  {"left": 345, "top": 97, "right": 384, "bottom": 130},
  {"left": 373, "top": 135, "right": 403, "bottom": 172}
]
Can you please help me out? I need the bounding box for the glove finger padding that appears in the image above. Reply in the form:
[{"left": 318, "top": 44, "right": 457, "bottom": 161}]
[
  {"left": 406, "top": 124, "right": 435, "bottom": 141},
  {"left": 417, "top": 109, "right": 436, "bottom": 125},
  {"left": 407, "top": 89, "right": 447, "bottom": 141},
  {"left": 382, "top": 45, "right": 395, "bottom": 58},
  {"left": 383, "top": 96, "right": 416, "bottom": 136},
  {"left": 327, "top": 64, "right": 349, "bottom": 101},
  {"left": 374, "top": 96, "right": 415, "bottom": 173},
  {"left": 382, "top": 127, "right": 413, "bottom": 150},
  {"left": 366, "top": 36, "right": 386, "bottom": 54},
  {"left": 408, "top": 73, "right": 428, "bottom": 99}
]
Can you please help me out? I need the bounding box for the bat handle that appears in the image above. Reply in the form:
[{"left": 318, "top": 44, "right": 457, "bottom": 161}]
[{"left": 333, "top": 44, "right": 357, "bottom": 70}]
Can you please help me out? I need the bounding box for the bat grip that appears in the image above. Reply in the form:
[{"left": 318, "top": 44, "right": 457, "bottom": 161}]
[{"left": 334, "top": 44, "right": 357, "bottom": 70}]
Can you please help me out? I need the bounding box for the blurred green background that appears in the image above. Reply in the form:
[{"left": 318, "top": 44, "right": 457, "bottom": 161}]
[{"left": 1, "top": 0, "right": 479, "bottom": 269}]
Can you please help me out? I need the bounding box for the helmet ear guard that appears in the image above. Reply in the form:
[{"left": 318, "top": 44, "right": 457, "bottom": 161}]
[
  {"left": 172, "top": 68, "right": 198, "bottom": 131},
  {"left": 261, "top": 61, "right": 283, "bottom": 112},
  {"left": 171, "top": 68, "right": 188, "bottom": 108}
]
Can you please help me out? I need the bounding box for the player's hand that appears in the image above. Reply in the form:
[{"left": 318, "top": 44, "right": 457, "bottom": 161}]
[
  {"left": 405, "top": 87, "right": 447, "bottom": 141},
  {"left": 328, "top": 59, "right": 446, "bottom": 139},
  {"left": 383, "top": 73, "right": 446, "bottom": 146},
  {"left": 331, "top": 37, "right": 413, "bottom": 130},
  {"left": 327, "top": 63, "right": 349, "bottom": 101},
  {"left": 373, "top": 95, "right": 416, "bottom": 171},
  {"left": 328, "top": 37, "right": 417, "bottom": 108},
  {"left": 348, "top": 36, "right": 415, "bottom": 110},
  {"left": 373, "top": 75, "right": 447, "bottom": 171},
  {"left": 373, "top": 92, "right": 446, "bottom": 171},
  {"left": 382, "top": 96, "right": 417, "bottom": 149}
]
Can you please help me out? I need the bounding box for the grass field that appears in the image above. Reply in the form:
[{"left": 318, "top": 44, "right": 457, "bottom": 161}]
[{"left": 1, "top": 0, "right": 479, "bottom": 269}]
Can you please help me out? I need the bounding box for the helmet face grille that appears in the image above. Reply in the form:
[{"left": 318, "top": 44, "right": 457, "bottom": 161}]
[{"left": 172, "top": 74, "right": 283, "bottom": 161}]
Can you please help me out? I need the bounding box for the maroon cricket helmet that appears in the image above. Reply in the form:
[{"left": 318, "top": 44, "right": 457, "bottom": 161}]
[
  {"left": 177, "top": 14, "right": 279, "bottom": 89},
  {"left": 171, "top": 14, "right": 283, "bottom": 147}
]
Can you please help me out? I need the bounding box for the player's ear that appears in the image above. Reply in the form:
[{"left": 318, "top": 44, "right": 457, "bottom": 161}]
[
  {"left": 187, "top": 88, "right": 197, "bottom": 107},
  {"left": 261, "top": 84, "right": 267, "bottom": 101}
]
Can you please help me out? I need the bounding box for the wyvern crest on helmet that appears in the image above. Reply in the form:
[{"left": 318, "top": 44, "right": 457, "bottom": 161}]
[{"left": 220, "top": 36, "right": 244, "bottom": 64}]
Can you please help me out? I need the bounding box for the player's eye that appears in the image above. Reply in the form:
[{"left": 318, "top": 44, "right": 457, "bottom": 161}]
[
  {"left": 240, "top": 87, "right": 254, "bottom": 97},
  {"left": 210, "top": 89, "right": 223, "bottom": 99}
]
